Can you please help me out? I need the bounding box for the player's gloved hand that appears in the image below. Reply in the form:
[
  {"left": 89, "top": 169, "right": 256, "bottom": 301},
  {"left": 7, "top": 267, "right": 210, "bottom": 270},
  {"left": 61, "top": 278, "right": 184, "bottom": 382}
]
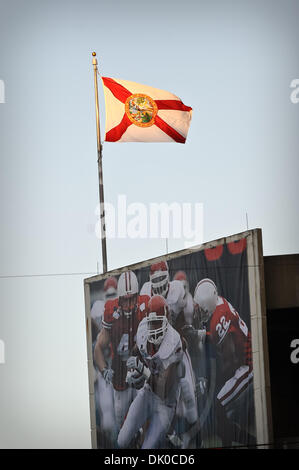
[
  {"left": 126, "top": 356, "right": 151, "bottom": 380},
  {"left": 197, "top": 329, "right": 206, "bottom": 343},
  {"left": 181, "top": 325, "right": 202, "bottom": 344},
  {"left": 197, "top": 377, "right": 208, "bottom": 396},
  {"left": 126, "top": 356, "right": 142, "bottom": 373},
  {"left": 125, "top": 369, "right": 146, "bottom": 389},
  {"left": 101, "top": 367, "right": 114, "bottom": 384},
  {"left": 181, "top": 430, "right": 193, "bottom": 449}
]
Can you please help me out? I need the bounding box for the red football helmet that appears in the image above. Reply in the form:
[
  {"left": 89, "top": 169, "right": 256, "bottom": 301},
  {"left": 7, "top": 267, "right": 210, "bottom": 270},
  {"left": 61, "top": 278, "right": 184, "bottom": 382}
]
[
  {"left": 147, "top": 295, "right": 169, "bottom": 345},
  {"left": 173, "top": 270, "right": 189, "bottom": 297},
  {"left": 103, "top": 276, "right": 118, "bottom": 300},
  {"left": 150, "top": 261, "right": 169, "bottom": 298}
]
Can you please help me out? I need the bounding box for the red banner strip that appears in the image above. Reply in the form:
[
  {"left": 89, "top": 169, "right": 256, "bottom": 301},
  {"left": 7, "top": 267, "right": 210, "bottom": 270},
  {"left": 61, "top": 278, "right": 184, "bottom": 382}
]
[
  {"left": 154, "top": 115, "right": 186, "bottom": 143},
  {"left": 155, "top": 100, "right": 192, "bottom": 112},
  {"left": 105, "top": 113, "right": 132, "bottom": 142},
  {"left": 204, "top": 245, "right": 224, "bottom": 261},
  {"left": 102, "top": 77, "right": 132, "bottom": 103},
  {"left": 227, "top": 238, "right": 247, "bottom": 255}
]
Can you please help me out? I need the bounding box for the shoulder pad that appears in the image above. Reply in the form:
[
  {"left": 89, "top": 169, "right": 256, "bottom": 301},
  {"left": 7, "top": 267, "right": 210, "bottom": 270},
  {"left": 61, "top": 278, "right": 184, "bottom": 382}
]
[
  {"left": 136, "top": 318, "right": 148, "bottom": 352},
  {"left": 140, "top": 282, "right": 151, "bottom": 297},
  {"left": 103, "top": 298, "right": 119, "bottom": 328},
  {"left": 158, "top": 324, "right": 182, "bottom": 361},
  {"left": 168, "top": 280, "right": 185, "bottom": 305}
]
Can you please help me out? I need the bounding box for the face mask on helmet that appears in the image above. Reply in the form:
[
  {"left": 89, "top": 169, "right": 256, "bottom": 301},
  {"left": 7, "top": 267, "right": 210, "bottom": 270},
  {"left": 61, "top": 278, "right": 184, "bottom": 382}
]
[
  {"left": 105, "top": 287, "right": 117, "bottom": 300},
  {"left": 117, "top": 271, "right": 139, "bottom": 318},
  {"left": 194, "top": 304, "right": 211, "bottom": 324},
  {"left": 150, "top": 273, "right": 169, "bottom": 297},
  {"left": 147, "top": 313, "right": 168, "bottom": 345},
  {"left": 119, "top": 294, "right": 138, "bottom": 319},
  {"left": 104, "top": 277, "right": 118, "bottom": 300}
]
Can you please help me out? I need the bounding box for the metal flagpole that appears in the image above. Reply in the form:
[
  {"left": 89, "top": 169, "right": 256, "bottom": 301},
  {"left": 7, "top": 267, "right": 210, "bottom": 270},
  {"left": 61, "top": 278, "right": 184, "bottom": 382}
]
[{"left": 92, "top": 52, "right": 108, "bottom": 273}]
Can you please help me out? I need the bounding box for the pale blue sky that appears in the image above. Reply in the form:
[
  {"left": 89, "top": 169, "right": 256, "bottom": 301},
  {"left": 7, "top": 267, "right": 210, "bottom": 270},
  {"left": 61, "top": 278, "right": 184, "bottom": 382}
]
[{"left": 0, "top": 0, "right": 298, "bottom": 448}]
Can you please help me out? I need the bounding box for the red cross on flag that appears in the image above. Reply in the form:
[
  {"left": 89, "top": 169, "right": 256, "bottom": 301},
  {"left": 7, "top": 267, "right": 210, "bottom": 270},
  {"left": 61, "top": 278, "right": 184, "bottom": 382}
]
[{"left": 101, "top": 77, "right": 193, "bottom": 143}]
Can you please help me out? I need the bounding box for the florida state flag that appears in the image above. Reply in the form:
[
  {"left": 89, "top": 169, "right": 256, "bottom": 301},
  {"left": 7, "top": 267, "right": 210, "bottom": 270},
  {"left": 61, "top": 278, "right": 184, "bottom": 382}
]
[{"left": 101, "top": 77, "right": 193, "bottom": 143}]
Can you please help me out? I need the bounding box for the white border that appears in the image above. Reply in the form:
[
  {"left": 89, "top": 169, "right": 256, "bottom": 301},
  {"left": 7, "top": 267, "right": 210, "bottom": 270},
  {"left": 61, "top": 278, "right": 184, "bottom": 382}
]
[{"left": 247, "top": 229, "right": 273, "bottom": 447}]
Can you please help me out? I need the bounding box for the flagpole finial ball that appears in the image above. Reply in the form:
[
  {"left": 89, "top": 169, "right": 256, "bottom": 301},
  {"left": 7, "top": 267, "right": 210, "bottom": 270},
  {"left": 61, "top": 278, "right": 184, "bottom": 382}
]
[{"left": 92, "top": 52, "right": 96, "bottom": 57}]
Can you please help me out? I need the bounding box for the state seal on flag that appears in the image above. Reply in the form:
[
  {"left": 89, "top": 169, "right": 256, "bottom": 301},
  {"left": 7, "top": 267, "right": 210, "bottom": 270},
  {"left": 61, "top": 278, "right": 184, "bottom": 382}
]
[
  {"left": 125, "top": 94, "right": 158, "bottom": 127},
  {"left": 102, "top": 77, "right": 192, "bottom": 142}
]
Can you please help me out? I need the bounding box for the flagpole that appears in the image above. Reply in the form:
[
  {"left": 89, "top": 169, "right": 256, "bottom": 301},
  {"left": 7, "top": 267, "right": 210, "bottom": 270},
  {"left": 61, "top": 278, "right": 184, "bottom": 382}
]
[{"left": 92, "top": 52, "right": 108, "bottom": 273}]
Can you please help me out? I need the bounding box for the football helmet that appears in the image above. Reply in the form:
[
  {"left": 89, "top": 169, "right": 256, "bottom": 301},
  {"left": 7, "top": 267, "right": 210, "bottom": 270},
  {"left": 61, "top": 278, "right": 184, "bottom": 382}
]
[
  {"left": 103, "top": 276, "right": 118, "bottom": 300},
  {"left": 150, "top": 261, "right": 169, "bottom": 298},
  {"left": 194, "top": 278, "right": 218, "bottom": 323},
  {"left": 117, "top": 271, "right": 139, "bottom": 318},
  {"left": 173, "top": 270, "right": 189, "bottom": 298},
  {"left": 147, "top": 295, "right": 169, "bottom": 346}
]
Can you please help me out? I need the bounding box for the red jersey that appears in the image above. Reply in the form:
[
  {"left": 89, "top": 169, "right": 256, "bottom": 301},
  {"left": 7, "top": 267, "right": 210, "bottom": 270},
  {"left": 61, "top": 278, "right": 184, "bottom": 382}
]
[
  {"left": 209, "top": 297, "right": 252, "bottom": 371},
  {"left": 102, "top": 295, "right": 150, "bottom": 390}
]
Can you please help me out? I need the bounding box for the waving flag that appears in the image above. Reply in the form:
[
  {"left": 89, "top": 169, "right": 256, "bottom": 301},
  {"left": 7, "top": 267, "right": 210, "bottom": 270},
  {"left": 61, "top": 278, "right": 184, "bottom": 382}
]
[{"left": 101, "top": 77, "right": 193, "bottom": 143}]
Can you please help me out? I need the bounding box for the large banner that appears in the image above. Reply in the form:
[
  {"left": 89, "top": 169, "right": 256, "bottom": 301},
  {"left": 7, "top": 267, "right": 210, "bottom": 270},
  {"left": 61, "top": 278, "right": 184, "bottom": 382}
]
[{"left": 87, "top": 236, "right": 257, "bottom": 449}]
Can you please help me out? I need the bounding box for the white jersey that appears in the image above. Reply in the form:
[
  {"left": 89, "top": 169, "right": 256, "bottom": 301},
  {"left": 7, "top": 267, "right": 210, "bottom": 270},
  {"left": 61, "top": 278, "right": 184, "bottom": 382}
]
[
  {"left": 136, "top": 318, "right": 183, "bottom": 407},
  {"left": 90, "top": 299, "right": 105, "bottom": 330},
  {"left": 137, "top": 317, "right": 197, "bottom": 424},
  {"left": 118, "top": 320, "right": 197, "bottom": 449},
  {"left": 140, "top": 280, "right": 186, "bottom": 326},
  {"left": 182, "top": 291, "right": 194, "bottom": 325},
  {"left": 137, "top": 317, "right": 183, "bottom": 373}
]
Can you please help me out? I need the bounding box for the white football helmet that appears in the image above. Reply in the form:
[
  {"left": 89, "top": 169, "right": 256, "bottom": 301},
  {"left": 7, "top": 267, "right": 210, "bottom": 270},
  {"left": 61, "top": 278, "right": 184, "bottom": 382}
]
[
  {"left": 147, "top": 295, "right": 169, "bottom": 346},
  {"left": 117, "top": 271, "right": 139, "bottom": 318},
  {"left": 194, "top": 278, "right": 218, "bottom": 323},
  {"left": 150, "top": 261, "right": 169, "bottom": 298}
]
